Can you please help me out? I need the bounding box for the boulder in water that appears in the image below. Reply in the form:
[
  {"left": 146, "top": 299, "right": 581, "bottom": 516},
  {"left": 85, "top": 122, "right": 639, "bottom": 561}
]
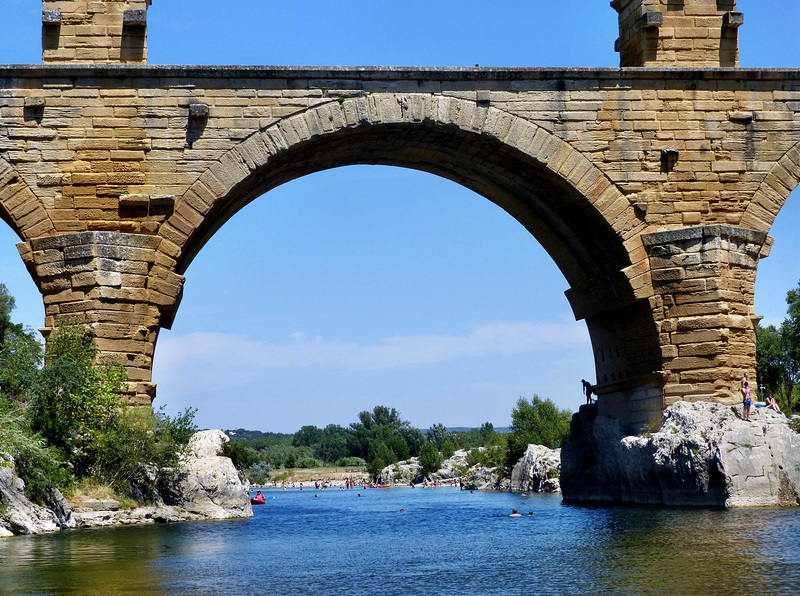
[
  {"left": 510, "top": 444, "right": 561, "bottom": 493},
  {"left": 157, "top": 430, "right": 253, "bottom": 519}
]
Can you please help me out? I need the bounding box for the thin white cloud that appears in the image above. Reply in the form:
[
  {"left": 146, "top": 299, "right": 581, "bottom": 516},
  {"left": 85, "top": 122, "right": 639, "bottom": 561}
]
[{"left": 154, "top": 321, "right": 590, "bottom": 376}]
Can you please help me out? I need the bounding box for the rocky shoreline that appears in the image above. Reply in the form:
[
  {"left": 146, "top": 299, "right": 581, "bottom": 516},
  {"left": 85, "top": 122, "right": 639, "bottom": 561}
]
[
  {"left": 1, "top": 430, "right": 252, "bottom": 538},
  {"left": 377, "top": 444, "right": 562, "bottom": 494}
]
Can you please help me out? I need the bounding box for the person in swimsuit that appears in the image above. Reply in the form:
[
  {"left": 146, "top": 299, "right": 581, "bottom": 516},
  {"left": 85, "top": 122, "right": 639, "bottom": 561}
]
[{"left": 742, "top": 380, "right": 752, "bottom": 421}]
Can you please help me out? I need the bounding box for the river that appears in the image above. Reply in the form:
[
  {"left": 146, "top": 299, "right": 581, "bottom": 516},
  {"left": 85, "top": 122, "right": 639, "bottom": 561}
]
[{"left": 1, "top": 487, "right": 799, "bottom": 595}]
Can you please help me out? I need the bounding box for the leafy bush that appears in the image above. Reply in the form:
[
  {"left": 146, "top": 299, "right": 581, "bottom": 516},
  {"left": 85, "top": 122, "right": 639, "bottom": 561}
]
[
  {"left": 0, "top": 405, "right": 69, "bottom": 501},
  {"left": 246, "top": 461, "right": 273, "bottom": 483},
  {"left": 440, "top": 437, "right": 456, "bottom": 460},
  {"left": 296, "top": 457, "right": 319, "bottom": 469},
  {"left": 82, "top": 405, "right": 197, "bottom": 493},
  {"left": 465, "top": 445, "right": 507, "bottom": 471},
  {"left": 506, "top": 395, "right": 571, "bottom": 466},
  {"left": 418, "top": 443, "right": 443, "bottom": 477},
  {"left": 466, "top": 448, "right": 483, "bottom": 467},
  {"left": 221, "top": 440, "right": 259, "bottom": 470},
  {"left": 29, "top": 324, "right": 126, "bottom": 458}
]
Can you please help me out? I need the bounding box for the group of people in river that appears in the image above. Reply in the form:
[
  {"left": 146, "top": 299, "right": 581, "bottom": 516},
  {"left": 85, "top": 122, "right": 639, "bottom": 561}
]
[{"left": 262, "top": 478, "right": 371, "bottom": 491}]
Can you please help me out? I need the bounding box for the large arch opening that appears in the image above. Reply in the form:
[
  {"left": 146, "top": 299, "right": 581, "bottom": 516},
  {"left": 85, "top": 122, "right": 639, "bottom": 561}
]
[
  {"left": 153, "top": 166, "right": 596, "bottom": 430},
  {"left": 155, "top": 98, "right": 662, "bottom": 431}
]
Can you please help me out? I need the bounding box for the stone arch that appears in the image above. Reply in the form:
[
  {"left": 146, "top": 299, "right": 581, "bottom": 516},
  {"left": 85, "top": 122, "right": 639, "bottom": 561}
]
[
  {"left": 741, "top": 141, "right": 800, "bottom": 231},
  {"left": 156, "top": 94, "right": 663, "bottom": 429},
  {"left": 0, "top": 156, "right": 55, "bottom": 241},
  {"left": 164, "top": 95, "right": 646, "bottom": 291}
]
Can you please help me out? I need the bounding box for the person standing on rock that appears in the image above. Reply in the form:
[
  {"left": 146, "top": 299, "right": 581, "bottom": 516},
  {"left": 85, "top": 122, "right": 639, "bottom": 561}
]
[
  {"left": 742, "top": 380, "right": 752, "bottom": 421},
  {"left": 582, "top": 379, "right": 594, "bottom": 404}
]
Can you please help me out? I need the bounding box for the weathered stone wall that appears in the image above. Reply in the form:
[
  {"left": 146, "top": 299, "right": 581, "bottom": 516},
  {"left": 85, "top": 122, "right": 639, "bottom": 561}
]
[
  {"left": 1, "top": 66, "right": 798, "bottom": 421},
  {"left": 2, "top": 0, "right": 800, "bottom": 426},
  {"left": 643, "top": 225, "right": 767, "bottom": 406},
  {"left": 612, "top": 0, "right": 742, "bottom": 67},
  {"left": 2, "top": 67, "right": 799, "bottom": 241},
  {"left": 42, "top": 0, "right": 152, "bottom": 64}
]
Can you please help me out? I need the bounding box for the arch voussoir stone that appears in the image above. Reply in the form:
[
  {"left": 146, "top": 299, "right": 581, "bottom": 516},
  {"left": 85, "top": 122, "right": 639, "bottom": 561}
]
[
  {"left": 0, "top": 157, "right": 56, "bottom": 240},
  {"left": 743, "top": 141, "right": 800, "bottom": 229}
]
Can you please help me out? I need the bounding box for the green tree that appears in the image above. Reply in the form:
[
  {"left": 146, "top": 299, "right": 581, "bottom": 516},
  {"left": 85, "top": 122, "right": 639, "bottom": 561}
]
[
  {"left": 756, "top": 325, "right": 795, "bottom": 411},
  {"left": 440, "top": 437, "right": 456, "bottom": 459},
  {"left": 349, "top": 405, "right": 415, "bottom": 464},
  {"left": 755, "top": 279, "right": 800, "bottom": 413},
  {"left": 418, "top": 443, "right": 443, "bottom": 477},
  {"left": 29, "top": 324, "right": 126, "bottom": 460},
  {"left": 293, "top": 425, "right": 322, "bottom": 447},
  {"left": 398, "top": 426, "right": 425, "bottom": 457},
  {"left": 367, "top": 441, "right": 396, "bottom": 477},
  {"left": 0, "top": 283, "right": 15, "bottom": 344},
  {"left": 426, "top": 423, "right": 450, "bottom": 450},
  {"left": 506, "top": 395, "right": 571, "bottom": 465},
  {"left": 478, "top": 422, "right": 495, "bottom": 444},
  {"left": 313, "top": 424, "right": 348, "bottom": 464}
]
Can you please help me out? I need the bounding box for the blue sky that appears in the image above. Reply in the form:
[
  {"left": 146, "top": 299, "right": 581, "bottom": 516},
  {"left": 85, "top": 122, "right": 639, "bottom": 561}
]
[{"left": 1, "top": 1, "right": 800, "bottom": 432}]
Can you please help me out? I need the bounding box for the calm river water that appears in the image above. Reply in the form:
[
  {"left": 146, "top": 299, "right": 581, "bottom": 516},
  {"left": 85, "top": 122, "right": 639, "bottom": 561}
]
[{"left": 1, "top": 487, "right": 800, "bottom": 595}]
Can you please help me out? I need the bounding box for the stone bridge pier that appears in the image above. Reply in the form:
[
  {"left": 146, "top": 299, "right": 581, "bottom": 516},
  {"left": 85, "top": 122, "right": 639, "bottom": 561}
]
[{"left": 2, "top": 0, "right": 798, "bottom": 435}]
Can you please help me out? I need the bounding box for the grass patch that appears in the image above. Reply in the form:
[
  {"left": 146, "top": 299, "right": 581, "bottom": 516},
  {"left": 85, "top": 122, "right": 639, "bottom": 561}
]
[{"left": 63, "top": 478, "right": 137, "bottom": 510}]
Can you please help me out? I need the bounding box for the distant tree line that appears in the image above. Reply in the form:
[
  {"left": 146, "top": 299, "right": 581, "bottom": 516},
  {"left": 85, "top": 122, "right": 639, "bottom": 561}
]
[{"left": 225, "top": 396, "right": 572, "bottom": 482}]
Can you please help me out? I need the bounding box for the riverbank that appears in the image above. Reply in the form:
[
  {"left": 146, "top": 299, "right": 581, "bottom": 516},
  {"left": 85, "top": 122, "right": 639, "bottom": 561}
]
[{"left": 1, "top": 430, "right": 252, "bottom": 537}]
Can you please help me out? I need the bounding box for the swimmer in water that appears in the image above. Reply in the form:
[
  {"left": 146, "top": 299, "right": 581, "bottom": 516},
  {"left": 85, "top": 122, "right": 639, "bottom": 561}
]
[{"left": 509, "top": 509, "right": 522, "bottom": 517}]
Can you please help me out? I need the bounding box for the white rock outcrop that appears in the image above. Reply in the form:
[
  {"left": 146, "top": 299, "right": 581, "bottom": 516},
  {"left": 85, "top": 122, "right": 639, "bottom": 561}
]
[
  {"left": 562, "top": 401, "right": 800, "bottom": 507},
  {"left": 157, "top": 430, "right": 253, "bottom": 519},
  {"left": 460, "top": 464, "right": 511, "bottom": 491},
  {"left": 510, "top": 444, "right": 561, "bottom": 493},
  {"left": 1, "top": 461, "right": 74, "bottom": 536}
]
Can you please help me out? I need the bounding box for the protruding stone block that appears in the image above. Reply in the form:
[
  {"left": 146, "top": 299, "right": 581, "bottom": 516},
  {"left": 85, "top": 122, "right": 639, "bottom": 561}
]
[
  {"left": 123, "top": 10, "right": 147, "bottom": 26},
  {"left": 641, "top": 12, "right": 663, "bottom": 29},
  {"left": 723, "top": 12, "right": 744, "bottom": 29},
  {"left": 189, "top": 103, "right": 209, "bottom": 119},
  {"left": 42, "top": 10, "right": 61, "bottom": 24},
  {"left": 119, "top": 194, "right": 150, "bottom": 208},
  {"left": 661, "top": 148, "right": 679, "bottom": 163},
  {"left": 24, "top": 97, "right": 46, "bottom": 108}
]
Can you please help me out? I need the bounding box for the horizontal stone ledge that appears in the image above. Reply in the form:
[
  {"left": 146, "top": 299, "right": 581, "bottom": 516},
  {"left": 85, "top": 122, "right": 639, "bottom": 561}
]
[
  {"left": 3, "top": 64, "right": 800, "bottom": 83},
  {"left": 30, "top": 231, "right": 161, "bottom": 252},
  {"left": 642, "top": 225, "right": 768, "bottom": 248}
]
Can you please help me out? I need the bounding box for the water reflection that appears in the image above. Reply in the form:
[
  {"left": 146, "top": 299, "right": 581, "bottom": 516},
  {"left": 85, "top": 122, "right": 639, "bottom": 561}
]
[{"left": 1, "top": 491, "right": 798, "bottom": 595}]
